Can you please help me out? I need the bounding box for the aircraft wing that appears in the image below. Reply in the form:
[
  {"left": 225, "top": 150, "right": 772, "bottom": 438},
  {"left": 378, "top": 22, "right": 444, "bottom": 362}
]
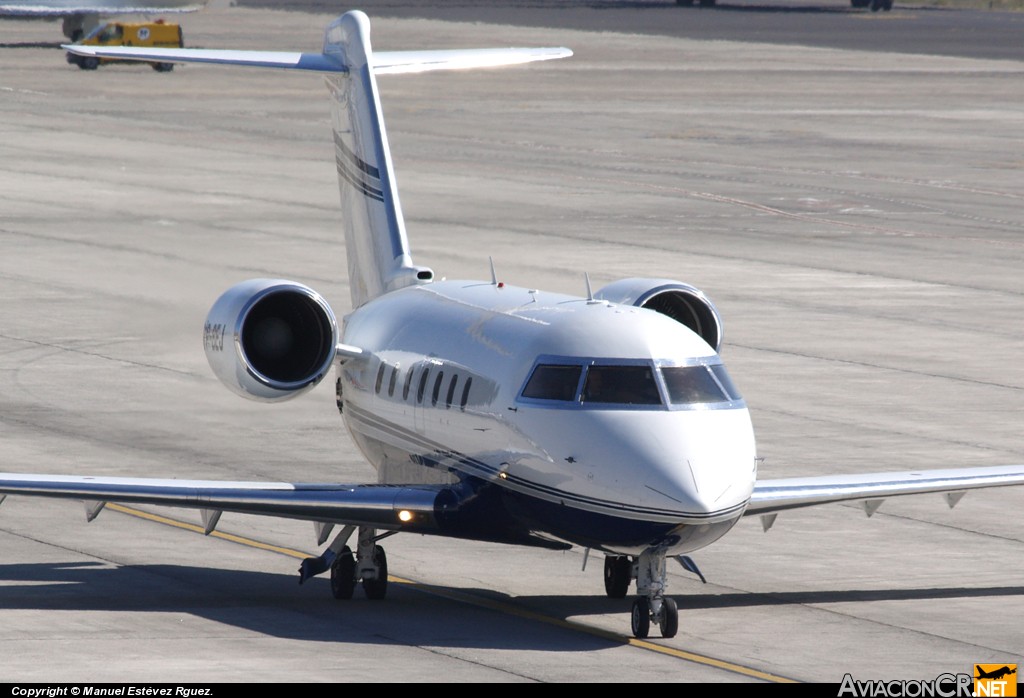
[
  {"left": 61, "top": 45, "right": 573, "bottom": 74},
  {"left": 746, "top": 464, "right": 1024, "bottom": 517},
  {"left": 0, "top": 472, "right": 447, "bottom": 533}
]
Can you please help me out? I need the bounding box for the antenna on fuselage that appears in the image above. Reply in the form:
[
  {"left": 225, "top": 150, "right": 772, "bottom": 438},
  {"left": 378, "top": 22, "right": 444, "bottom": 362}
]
[
  {"left": 489, "top": 256, "right": 498, "bottom": 285},
  {"left": 585, "top": 272, "right": 602, "bottom": 304}
]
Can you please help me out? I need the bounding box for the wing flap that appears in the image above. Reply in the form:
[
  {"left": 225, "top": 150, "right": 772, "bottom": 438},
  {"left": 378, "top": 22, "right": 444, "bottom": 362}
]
[
  {"left": 746, "top": 464, "right": 1024, "bottom": 516},
  {"left": 0, "top": 473, "right": 444, "bottom": 531}
]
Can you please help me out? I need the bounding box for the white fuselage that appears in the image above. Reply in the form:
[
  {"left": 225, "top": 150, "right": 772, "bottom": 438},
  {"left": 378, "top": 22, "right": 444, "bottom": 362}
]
[{"left": 338, "top": 280, "right": 758, "bottom": 555}]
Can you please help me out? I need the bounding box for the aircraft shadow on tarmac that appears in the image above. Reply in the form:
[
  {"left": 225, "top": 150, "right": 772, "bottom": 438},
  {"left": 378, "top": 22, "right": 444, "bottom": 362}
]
[
  {"left": 2, "top": 561, "right": 1021, "bottom": 648},
  {"left": 0, "top": 562, "right": 619, "bottom": 651}
]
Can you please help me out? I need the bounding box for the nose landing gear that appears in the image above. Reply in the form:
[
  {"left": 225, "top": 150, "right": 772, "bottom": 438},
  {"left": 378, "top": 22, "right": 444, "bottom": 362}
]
[
  {"left": 605, "top": 550, "right": 681, "bottom": 639},
  {"left": 632, "top": 548, "right": 679, "bottom": 638}
]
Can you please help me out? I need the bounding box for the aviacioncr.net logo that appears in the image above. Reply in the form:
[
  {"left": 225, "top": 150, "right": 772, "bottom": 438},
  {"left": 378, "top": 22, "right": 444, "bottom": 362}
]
[{"left": 838, "top": 673, "right": 974, "bottom": 697}]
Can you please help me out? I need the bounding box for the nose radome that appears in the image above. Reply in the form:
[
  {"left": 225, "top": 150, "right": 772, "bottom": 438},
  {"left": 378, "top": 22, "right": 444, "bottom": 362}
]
[{"left": 685, "top": 458, "right": 751, "bottom": 512}]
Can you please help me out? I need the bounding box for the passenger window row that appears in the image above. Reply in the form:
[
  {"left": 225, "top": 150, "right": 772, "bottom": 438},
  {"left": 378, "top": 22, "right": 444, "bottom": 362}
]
[{"left": 374, "top": 360, "right": 473, "bottom": 411}]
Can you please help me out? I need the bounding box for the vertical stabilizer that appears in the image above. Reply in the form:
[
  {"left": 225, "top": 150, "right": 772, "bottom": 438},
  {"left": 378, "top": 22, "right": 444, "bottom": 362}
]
[
  {"left": 323, "top": 12, "right": 433, "bottom": 309},
  {"left": 63, "top": 10, "right": 571, "bottom": 309}
]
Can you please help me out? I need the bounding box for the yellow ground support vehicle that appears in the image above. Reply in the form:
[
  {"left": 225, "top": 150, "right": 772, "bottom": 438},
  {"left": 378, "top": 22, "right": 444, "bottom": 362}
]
[{"left": 67, "top": 20, "right": 183, "bottom": 72}]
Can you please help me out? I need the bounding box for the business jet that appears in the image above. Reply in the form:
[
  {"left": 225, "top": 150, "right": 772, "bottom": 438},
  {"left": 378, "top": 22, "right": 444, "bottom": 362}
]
[
  {"left": 0, "top": 0, "right": 206, "bottom": 40},
  {"left": 2, "top": 10, "right": 1023, "bottom": 640}
]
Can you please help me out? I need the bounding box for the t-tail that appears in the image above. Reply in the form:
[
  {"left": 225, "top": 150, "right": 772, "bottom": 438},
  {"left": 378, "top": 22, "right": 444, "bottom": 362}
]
[
  {"left": 323, "top": 13, "right": 429, "bottom": 307},
  {"left": 64, "top": 10, "right": 572, "bottom": 309}
]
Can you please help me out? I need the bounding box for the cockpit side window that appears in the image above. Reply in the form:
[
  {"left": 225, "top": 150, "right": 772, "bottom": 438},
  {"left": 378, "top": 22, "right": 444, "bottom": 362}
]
[
  {"left": 662, "top": 365, "right": 733, "bottom": 404},
  {"left": 522, "top": 364, "right": 582, "bottom": 402},
  {"left": 709, "top": 364, "right": 742, "bottom": 401},
  {"left": 581, "top": 365, "right": 662, "bottom": 405}
]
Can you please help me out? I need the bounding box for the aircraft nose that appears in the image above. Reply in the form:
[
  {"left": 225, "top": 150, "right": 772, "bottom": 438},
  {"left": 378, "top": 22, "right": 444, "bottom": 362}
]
[{"left": 641, "top": 410, "right": 756, "bottom": 515}]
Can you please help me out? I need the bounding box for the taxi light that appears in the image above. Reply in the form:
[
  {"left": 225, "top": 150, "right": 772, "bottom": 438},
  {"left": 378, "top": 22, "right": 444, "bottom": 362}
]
[{"left": 398, "top": 510, "right": 413, "bottom": 523}]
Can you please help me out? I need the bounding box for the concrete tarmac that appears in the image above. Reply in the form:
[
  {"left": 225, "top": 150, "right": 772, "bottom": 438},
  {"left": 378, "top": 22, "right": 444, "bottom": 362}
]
[
  {"left": 239, "top": 0, "right": 1024, "bottom": 61},
  {"left": 1, "top": 5, "right": 1023, "bottom": 683}
]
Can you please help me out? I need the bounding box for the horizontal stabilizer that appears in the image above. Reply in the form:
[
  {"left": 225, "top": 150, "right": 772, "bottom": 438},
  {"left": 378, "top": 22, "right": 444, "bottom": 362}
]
[
  {"left": 61, "top": 45, "right": 573, "bottom": 76},
  {"left": 61, "top": 46, "right": 347, "bottom": 72},
  {"left": 373, "top": 47, "right": 572, "bottom": 75},
  {"left": 3, "top": 2, "right": 206, "bottom": 17}
]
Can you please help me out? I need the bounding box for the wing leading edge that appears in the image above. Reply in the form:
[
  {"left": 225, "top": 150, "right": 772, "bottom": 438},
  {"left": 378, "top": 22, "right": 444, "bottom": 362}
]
[
  {"left": 746, "top": 464, "right": 1024, "bottom": 518},
  {"left": 0, "top": 473, "right": 446, "bottom": 532}
]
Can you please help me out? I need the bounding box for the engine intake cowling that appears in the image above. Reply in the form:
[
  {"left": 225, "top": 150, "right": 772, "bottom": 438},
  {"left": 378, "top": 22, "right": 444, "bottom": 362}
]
[
  {"left": 203, "top": 279, "right": 339, "bottom": 402},
  {"left": 594, "top": 278, "right": 723, "bottom": 352}
]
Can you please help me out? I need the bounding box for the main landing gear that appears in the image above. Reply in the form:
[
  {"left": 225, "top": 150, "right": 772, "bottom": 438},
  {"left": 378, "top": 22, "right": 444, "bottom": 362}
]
[
  {"left": 604, "top": 549, "right": 705, "bottom": 639},
  {"left": 299, "top": 525, "right": 391, "bottom": 601}
]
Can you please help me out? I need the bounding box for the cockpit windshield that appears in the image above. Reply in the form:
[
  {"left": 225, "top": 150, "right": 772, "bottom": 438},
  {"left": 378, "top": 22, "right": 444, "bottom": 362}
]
[
  {"left": 581, "top": 365, "right": 661, "bottom": 405},
  {"left": 519, "top": 358, "right": 743, "bottom": 410},
  {"left": 522, "top": 364, "right": 581, "bottom": 402},
  {"left": 662, "top": 364, "right": 741, "bottom": 404}
]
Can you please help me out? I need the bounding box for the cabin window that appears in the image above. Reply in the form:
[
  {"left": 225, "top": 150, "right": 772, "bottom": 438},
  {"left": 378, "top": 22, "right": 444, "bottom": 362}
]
[
  {"left": 445, "top": 374, "right": 458, "bottom": 409},
  {"left": 403, "top": 368, "right": 414, "bottom": 401},
  {"left": 581, "top": 365, "right": 661, "bottom": 405},
  {"left": 417, "top": 368, "right": 430, "bottom": 404},
  {"left": 522, "top": 364, "right": 582, "bottom": 402},
  {"left": 431, "top": 371, "right": 444, "bottom": 406},
  {"left": 460, "top": 377, "right": 473, "bottom": 410},
  {"left": 387, "top": 365, "right": 398, "bottom": 397},
  {"left": 375, "top": 363, "right": 386, "bottom": 394},
  {"left": 662, "top": 365, "right": 731, "bottom": 404}
]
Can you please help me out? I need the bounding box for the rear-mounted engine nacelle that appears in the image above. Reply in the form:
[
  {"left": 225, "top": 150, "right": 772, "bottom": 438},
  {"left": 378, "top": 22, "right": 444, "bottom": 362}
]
[
  {"left": 594, "top": 278, "right": 723, "bottom": 352},
  {"left": 203, "top": 279, "right": 339, "bottom": 402}
]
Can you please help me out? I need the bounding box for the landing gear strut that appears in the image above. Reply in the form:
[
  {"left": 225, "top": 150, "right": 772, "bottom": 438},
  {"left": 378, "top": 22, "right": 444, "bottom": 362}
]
[
  {"left": 359, "top": 528, "right": 388, "bottom": 600},
  {"left": 629, "top": 548, "right": 679, "bottom": 639}
]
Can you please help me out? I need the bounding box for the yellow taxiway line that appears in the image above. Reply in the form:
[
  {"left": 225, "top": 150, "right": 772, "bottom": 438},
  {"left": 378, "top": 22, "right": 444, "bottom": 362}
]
[{"left": 107, "top": 502, "right": 797, "bottom": 683}]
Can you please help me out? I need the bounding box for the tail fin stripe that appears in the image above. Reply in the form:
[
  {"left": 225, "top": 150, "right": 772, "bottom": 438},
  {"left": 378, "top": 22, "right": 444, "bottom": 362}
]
[
  {"left": 336, "top": 156, "right": 385, "bottom": 202},
  {"left": 334, "top": 133, "right": 381, "bottom": 180}
]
